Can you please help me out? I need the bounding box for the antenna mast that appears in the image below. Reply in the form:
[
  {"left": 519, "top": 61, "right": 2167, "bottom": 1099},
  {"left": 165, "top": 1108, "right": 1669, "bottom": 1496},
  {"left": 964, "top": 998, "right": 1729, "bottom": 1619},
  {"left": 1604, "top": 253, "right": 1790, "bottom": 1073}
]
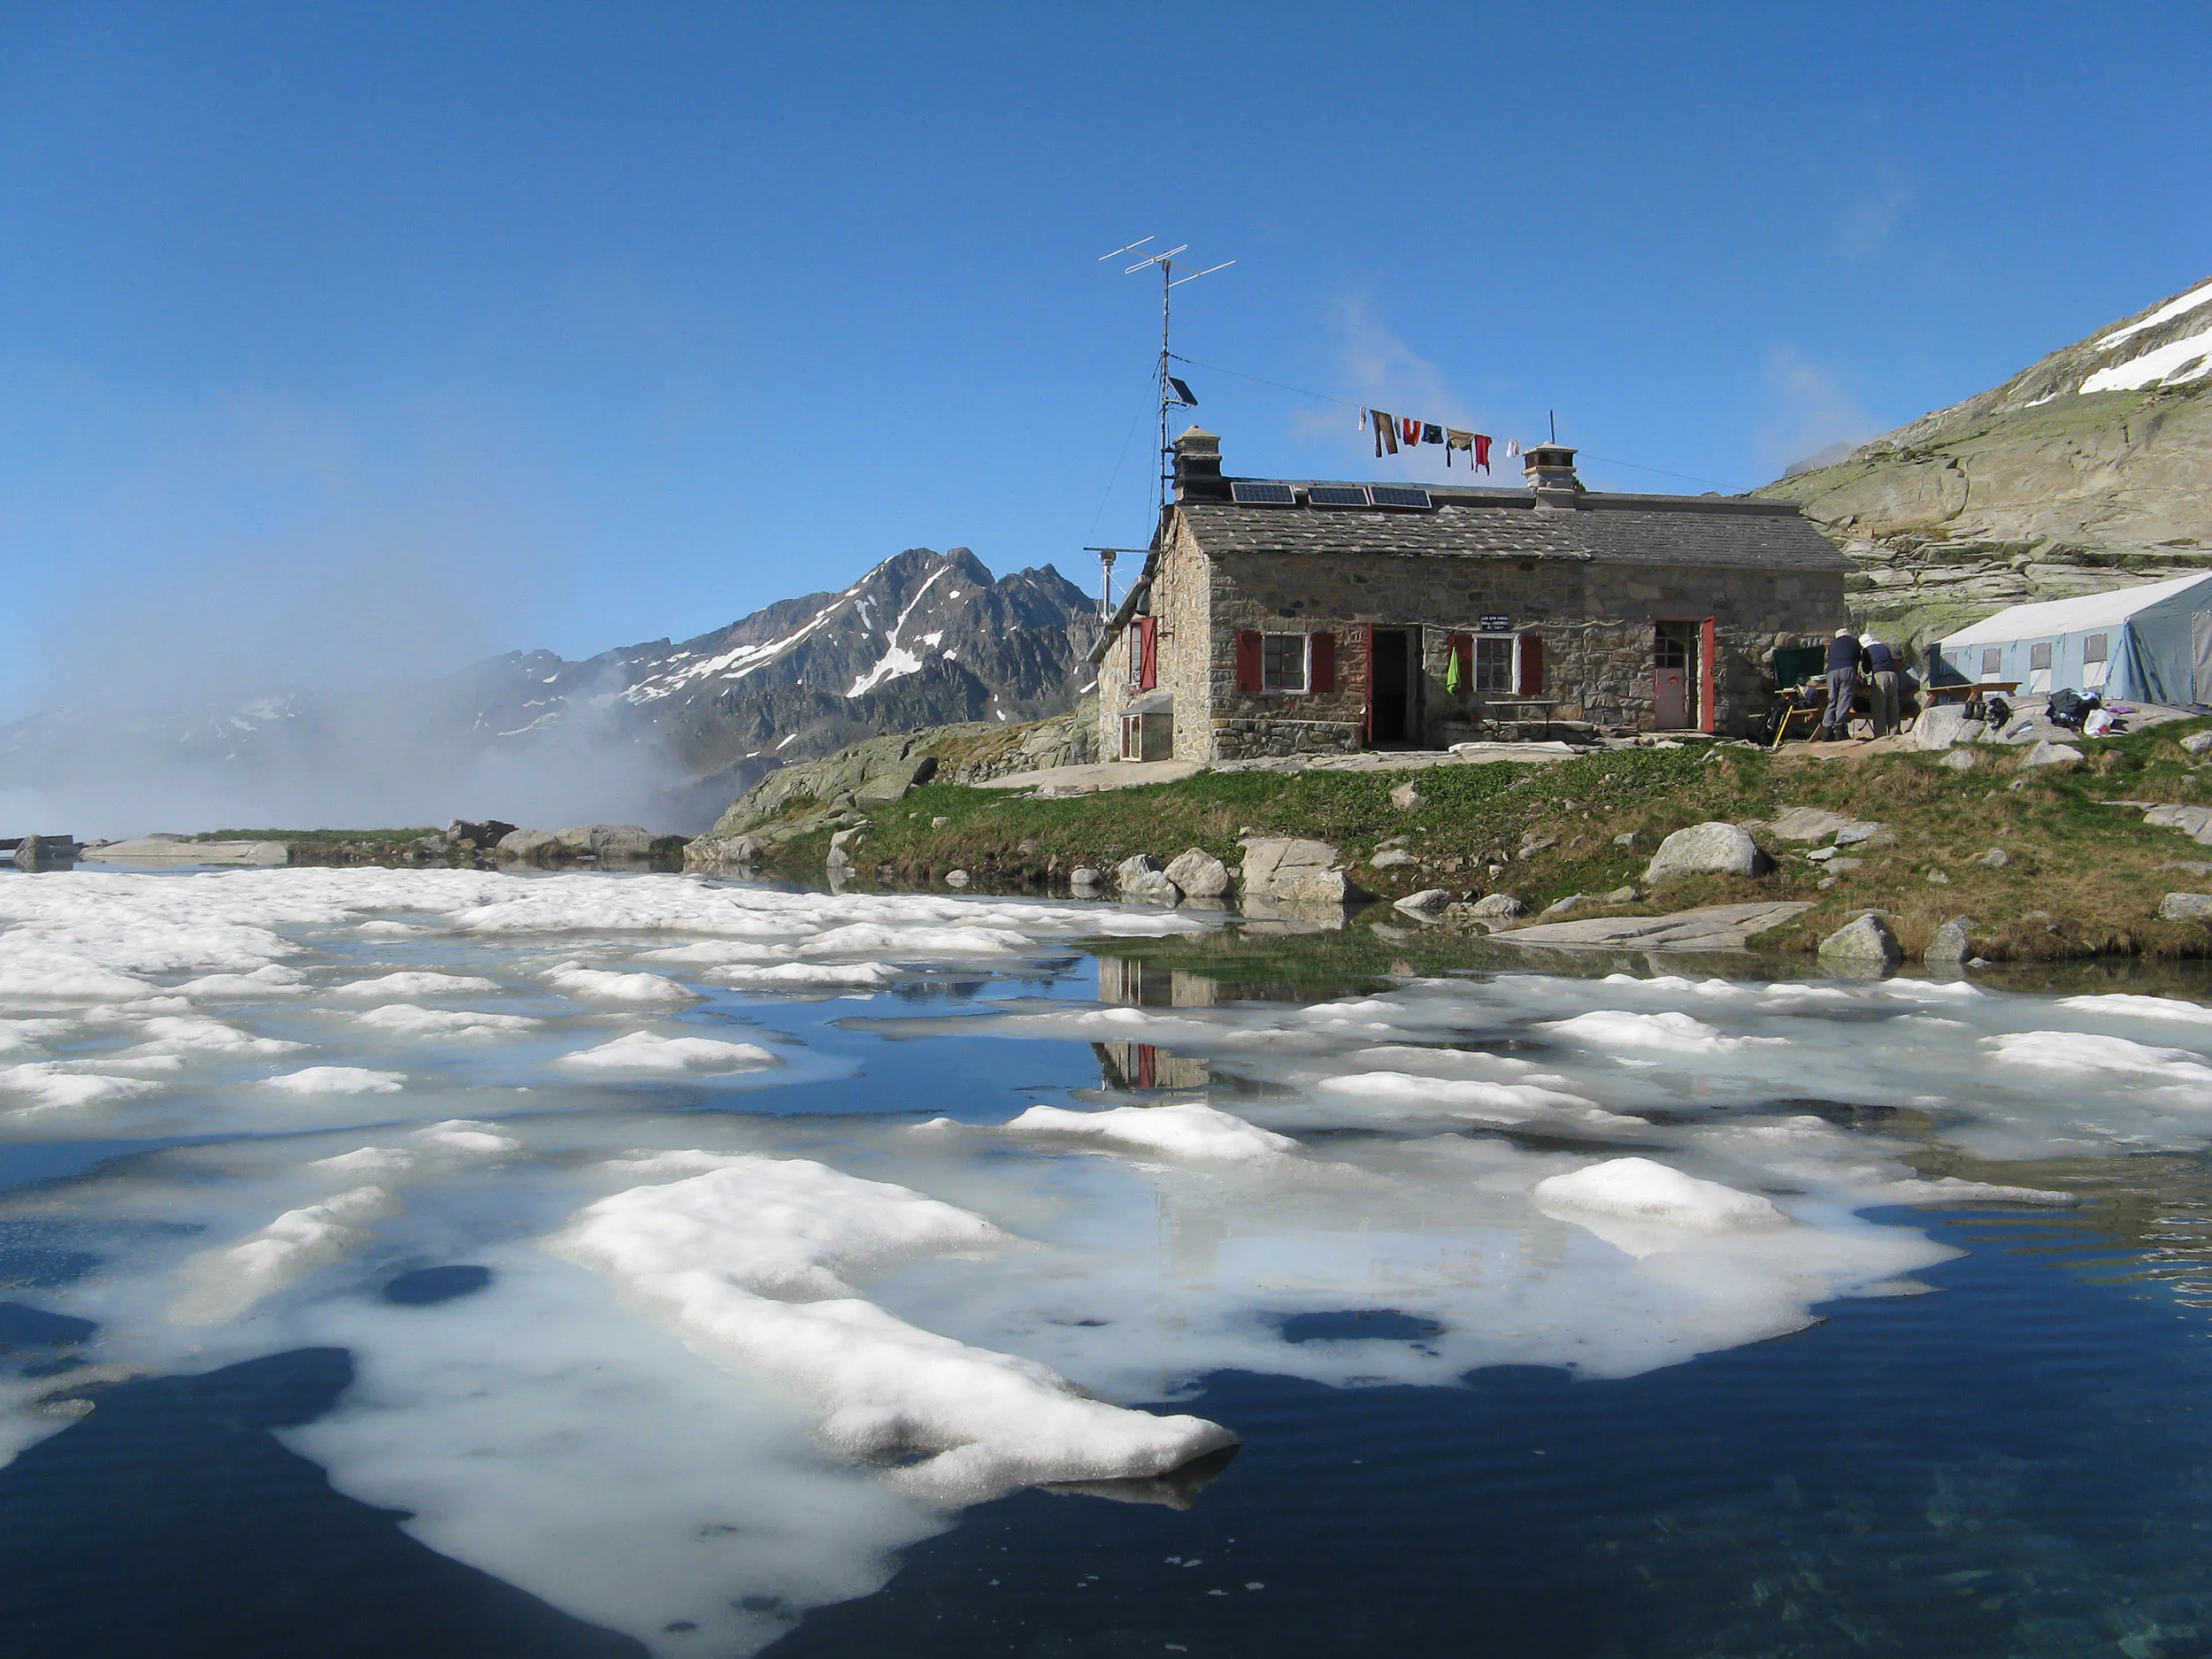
[{"left": 1099, "top": 237, "right": 1233, "bottom": 522}]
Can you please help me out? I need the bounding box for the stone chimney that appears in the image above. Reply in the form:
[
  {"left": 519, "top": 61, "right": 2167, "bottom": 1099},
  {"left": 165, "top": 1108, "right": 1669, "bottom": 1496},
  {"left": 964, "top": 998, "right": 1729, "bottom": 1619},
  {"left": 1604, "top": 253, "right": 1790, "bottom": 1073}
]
[
  {"left": 1171, "top": 426, "right": 1229, "bottom": 502},
  {"left": 1523, "top": 442, "right": 1583, "bottom": 509}
]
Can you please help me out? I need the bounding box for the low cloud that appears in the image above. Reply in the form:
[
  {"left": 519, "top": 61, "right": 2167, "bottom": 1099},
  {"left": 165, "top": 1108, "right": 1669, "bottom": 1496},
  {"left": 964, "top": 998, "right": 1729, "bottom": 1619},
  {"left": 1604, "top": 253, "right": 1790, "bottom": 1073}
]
[
  {"left": 1758, "top": 346, "right": 1883, "bottom": 478},
  {"left": 1289, "top": 298, "right": 1496, "bottom": 480}
]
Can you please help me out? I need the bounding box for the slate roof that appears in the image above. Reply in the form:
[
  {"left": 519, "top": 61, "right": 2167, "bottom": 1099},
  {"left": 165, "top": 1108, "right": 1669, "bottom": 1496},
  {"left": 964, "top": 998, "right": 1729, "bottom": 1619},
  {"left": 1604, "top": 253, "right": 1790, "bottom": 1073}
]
[{"left": 1179, "top": 485, "right": 1849, "bottom": 572}]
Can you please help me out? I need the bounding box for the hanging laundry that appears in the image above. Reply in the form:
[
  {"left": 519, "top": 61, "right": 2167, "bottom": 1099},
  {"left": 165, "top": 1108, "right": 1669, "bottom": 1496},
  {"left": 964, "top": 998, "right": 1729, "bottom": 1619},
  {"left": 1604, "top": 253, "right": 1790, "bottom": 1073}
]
[
  {"left": 1420, "top": 423, "right": 1443, "bottom": 445},
  {"left": 1371, "top": 411, "right": 1399, "bottom": 457},
  {"left": 1445, "top": 428, "right": 1472, "bottom": 467},
  {"left": 1473, "top": 434, "right": 1492, "bottom": 472},
  {"left": 1505, "top": 440, "right": 1521, "bottom": 459},
  {"left": 1401, "top": 416, "right": 1422, "bottom": 449},
  {"left": 1445, "top": 647, "right": 1463, "bottom": 695}
]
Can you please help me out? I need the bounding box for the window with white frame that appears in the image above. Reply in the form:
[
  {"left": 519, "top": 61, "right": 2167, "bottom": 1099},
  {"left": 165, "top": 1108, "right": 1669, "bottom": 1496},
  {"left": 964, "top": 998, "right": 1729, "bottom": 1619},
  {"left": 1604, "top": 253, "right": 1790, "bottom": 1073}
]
[
  {"left": 1262, "top": 633, "right": 1309, "bottom": 692},
  {"left": 1473, "top": 635, "right": 1514, "bottom": 693}
]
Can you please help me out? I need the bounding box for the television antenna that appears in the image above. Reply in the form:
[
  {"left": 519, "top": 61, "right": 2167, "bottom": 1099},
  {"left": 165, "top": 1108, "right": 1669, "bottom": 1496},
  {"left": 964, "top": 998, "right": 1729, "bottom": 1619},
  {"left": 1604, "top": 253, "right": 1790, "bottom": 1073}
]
[{"left": 1099, "top": 236, "right": 1234, "bottom": 524}]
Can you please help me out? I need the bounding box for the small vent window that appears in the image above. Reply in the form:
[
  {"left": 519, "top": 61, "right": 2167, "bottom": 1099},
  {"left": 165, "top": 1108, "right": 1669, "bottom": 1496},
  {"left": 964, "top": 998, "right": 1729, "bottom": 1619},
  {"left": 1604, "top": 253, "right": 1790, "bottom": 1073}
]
[
  {"left": 1306, "top": 485, "right": 1371, "bottom": 507},
  {"left": 2030, "top": 641, "right": 2054, "bottom": 671},
  {"left": 1368, "top": 485, "right": 1432, "bottom": 510},
  {"left": 1262, "top": 634, "right": 1309, "bottom": 692},
  {"left": 1473, "top": 636, "right": 1514, "bottom": 694},
  {"left": 1230, "top": 481, "right": 1296, "bottom": 505},
  {"left": 1981, "top": 647, "right": 2003, "bottom": 675},
  {"left": 2085, "top": 633, "right": 2108, "bottom": 664}
]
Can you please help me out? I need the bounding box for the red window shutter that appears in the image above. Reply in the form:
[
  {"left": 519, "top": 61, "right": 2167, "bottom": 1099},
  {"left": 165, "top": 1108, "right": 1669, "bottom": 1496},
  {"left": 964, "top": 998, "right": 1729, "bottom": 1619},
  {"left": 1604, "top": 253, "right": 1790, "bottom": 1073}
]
[
  {"left": 1697, "top": 618, "right": 1717, "bottom": 733},
  {"left": 1310, "top": 631, "right": 1336, "bottom": 694},
  {"left": 1516, "top": 633, "right": 1545, "bottom": 696},
  {"left": 1235, "top": 630, "right": 1262, "bottom": 693},
  {"left": 1448, "top": 631, "right": 1472, "bottom": 687},
  {"left": 1137, "top": 616, "right": 1158, "bottom": 690}
]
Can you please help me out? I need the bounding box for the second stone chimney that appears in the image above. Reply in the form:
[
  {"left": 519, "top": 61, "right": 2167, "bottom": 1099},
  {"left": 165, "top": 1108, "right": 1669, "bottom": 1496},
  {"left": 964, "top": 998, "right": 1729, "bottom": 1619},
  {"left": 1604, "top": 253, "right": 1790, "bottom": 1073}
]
[
  {"left": 1172, "top": 426, "right": 1229, "bottom": 502},
  {"left": 1523, "top": 442, "right": 1584, "bottom": 509}
]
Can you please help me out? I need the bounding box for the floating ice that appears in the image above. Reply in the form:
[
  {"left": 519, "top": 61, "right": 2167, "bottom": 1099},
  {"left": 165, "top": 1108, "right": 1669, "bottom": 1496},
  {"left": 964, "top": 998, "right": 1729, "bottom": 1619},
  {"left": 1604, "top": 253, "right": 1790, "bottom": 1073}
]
[
  {"left": 1533, "top": 1157, "right": 1787, "bottom": 1230},
  {"left": 713, "top": 962, "right": 900, "bottom": 989},
  {"left": 557, "top": 1032, "right": 780, "bottom": 1074},
  {"left": 992, "top": 1103, "right": 1298, "bottom": 1164},
  {"left": 541, "top": 963, "right": 702, "bottom": 1005},
  {"left": 354, "top": 1004, "right": 540, "bottom": 1040},
  {"left": 0, "top": 1064, "right": 161, "bottom": 1114},
  {"left": 548, "top": 1157, "right": 1238, "bottom": 1503},
  {"left": 1537, "top": 1010, "right": 1777, "bottom": 1056},
  {"left": 265, "top": 1066, "right": 407, "bottom": 1095},
  {"left": 2058, "top": 993, "right": 2212, "bottom": 1027},
  {"left": 330, "top": 972, "right": 504, "bottom": 999},
  {"left": 1989, "top": 1030, "right": 2212, "bottom": 1089},
  {"left": 168, "top": 1184, "right": 401, "bottom": 1325}
]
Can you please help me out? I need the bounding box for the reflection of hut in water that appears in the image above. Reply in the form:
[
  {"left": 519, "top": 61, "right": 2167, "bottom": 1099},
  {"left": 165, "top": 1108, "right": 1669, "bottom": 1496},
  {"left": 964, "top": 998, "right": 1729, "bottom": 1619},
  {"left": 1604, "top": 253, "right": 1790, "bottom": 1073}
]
[
  {"left": 1094, "top": 955, "right": 1216, "bottom": 1092},
  {"left": 1093, "top": 1040, "right": 1210, "bottom": 1093}
]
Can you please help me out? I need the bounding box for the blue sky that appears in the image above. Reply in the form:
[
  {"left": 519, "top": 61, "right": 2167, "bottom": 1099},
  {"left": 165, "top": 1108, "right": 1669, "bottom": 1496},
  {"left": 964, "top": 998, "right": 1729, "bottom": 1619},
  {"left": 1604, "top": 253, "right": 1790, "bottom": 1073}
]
[{"left": 4, "top": 3, "right": 2208, "bottom": 719}]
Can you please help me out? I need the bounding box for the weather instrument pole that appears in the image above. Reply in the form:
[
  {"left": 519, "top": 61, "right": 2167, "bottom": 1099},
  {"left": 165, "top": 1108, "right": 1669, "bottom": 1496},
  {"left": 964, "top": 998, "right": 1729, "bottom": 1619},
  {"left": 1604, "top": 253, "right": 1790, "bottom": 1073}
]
[{"left": 1097, "top": 236, "right": 1234, "bottom": 523}]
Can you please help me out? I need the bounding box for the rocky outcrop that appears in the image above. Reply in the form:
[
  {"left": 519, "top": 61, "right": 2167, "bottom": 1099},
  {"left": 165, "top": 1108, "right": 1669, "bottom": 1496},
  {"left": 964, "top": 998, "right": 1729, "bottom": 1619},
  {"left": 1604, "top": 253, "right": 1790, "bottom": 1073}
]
[{"left": 1755, "top": 275, "right": 2212, "bottom": 651}]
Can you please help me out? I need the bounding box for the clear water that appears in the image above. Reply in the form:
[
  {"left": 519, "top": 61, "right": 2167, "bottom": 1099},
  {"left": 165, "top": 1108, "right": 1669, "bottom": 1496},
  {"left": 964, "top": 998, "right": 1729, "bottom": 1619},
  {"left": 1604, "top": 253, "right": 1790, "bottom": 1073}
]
[{"left": 5, "top": 867, "right": 2212, "bottom": 1658}]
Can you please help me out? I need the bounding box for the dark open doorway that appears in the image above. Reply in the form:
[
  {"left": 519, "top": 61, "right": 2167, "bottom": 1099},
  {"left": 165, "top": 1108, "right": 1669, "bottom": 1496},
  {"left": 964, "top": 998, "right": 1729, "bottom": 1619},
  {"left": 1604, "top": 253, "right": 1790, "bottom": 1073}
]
[{"left": 1369, "top": 628, "right": 1418, "bottom": 745}]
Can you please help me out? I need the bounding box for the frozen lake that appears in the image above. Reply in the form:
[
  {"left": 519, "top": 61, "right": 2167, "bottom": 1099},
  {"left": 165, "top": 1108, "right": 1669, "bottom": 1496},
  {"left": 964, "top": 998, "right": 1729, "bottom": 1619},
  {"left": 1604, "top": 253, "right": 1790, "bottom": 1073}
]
[{"left": 4, "top": 867, "right": 2212, "bottom": 1656}]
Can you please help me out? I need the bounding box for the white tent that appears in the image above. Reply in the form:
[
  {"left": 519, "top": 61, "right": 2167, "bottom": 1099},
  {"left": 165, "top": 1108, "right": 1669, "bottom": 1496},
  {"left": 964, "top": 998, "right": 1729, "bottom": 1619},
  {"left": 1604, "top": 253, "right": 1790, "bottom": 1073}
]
[{"left": 1935, "top": 572, "right": 2212, "bottom": 705}]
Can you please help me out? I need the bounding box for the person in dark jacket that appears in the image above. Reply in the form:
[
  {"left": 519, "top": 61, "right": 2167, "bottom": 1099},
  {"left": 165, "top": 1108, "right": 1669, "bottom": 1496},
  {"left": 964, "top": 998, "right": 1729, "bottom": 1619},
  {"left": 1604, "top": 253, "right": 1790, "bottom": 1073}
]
[
  {"left": 1819, "top": 628, "right": 1862, "bottom": 740},
  {"left": 1860, "top": 633, "right": 1902, "bottom": 738}
]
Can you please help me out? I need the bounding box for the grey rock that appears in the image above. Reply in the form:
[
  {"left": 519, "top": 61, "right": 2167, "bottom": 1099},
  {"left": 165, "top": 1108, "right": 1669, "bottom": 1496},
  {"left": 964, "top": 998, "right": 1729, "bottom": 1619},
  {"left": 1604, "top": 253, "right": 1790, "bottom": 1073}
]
[
  {"left": 1469, "top": 893, "right": 1525, "bottom": 919},
  {"left": 1490, "top": 899, "right": 1813, "bottom": 951},
  {"left": 1164, "top": 848, "right": 1232, "bottom": 898},
  {"left": 1369, "top": 849, "right": 1417, "bottom": 870},
  {"left": 944, "top": 869, "right": 972, "bottom": 887},
  {"left": 1927, "top": 917, "right": 1978, "bottom": 964},
  {"left": 2184, "top": 730, "right": 2212, "bottom": 757},
  {"left": 1769, "top": 806, "right": 1872, "bottom": 842},
  {"left": 552, "top": 824, "right": 654, "bottom": 859},
  {"left": 1645, "top": 821, "right": 1770, "bottom": 883},
  {"left": 1941, "top": 748, "right": 1980, "bottom": 771},
  {"left": 1603, "top": 886, "right": 1640, "bottom": 902},
  {"left": 1834, "top": 821, "right": 1888, "bottom": 846},
  {"left": 931, "top": 816, "right": 951, "bottom": 829},
  {"left": 495, "top": 828, "right": 561, "bottom": 863},
  {"left": 1925, "top": 869, "right": 1950, "bottom": 884},
  {"left": 2145, "top": 804, "right": 2212, "bottom": 846},
  {"left": 1613, "top": 832, "right": 1638, "bottom": 848},
  {"left": 1068, "top": 866, "right": 1102, "bottom": 891},
  {"left": 2158, "top": 892, "right": 2212, "bottom": 921},
  {"left": 1806, "top": 846, "right": 1838, "bottom": 864},
  {"left": 1516, "top": 837, "right": 1558, "bottom": 860},
  {"left": 1394, "top": 888, "right": 1455, "bottom": 916},
  {"left": 2019, "top": 740, "right": 2085, "bottom": 770},
  {"left": 1389, "top": 782, "right": 1423, "bottom": 810},
  {"left": 681, "top": 832, "right": 763, "bottom": 871},
  {"left": 1825, "top": 856, "right": 1864, "bottom": 873},
  {"left": 1911, "top": 703, "right": 1987, "bottom": 752},
  {"left": 1540, "top": 893, "right": 1587, "bottom": 917},
  {"left": 1115, "top": 854, "right": 1182, "bottom": 906},
  {"left": 1240, "top": 837, "right": 1360, "bottom": 906},
  {"left": 1977, "top": 847, "right": 2010, "bottom": 868},
  {"left": 1818, "top": 912, "right": 1902, "bottom": 972}
]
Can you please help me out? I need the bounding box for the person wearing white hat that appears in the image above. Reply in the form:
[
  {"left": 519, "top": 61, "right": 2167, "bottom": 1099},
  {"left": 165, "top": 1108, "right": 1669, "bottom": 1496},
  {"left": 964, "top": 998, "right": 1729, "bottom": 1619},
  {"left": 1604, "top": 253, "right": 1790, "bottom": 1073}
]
[
  {"left": 1819, "top": 626, "right": 1863, "bottom": 741},
  {"left": 1860, "top": 632, "right": 1901, "bottom": 738}
]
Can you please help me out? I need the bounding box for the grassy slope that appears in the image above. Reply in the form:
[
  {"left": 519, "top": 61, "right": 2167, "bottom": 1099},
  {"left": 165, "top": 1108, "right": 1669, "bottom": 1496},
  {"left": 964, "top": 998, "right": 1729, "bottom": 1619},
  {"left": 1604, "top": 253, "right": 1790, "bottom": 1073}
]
[{"left": 770, "top": 718, "right": 2212, "bottom": 960}]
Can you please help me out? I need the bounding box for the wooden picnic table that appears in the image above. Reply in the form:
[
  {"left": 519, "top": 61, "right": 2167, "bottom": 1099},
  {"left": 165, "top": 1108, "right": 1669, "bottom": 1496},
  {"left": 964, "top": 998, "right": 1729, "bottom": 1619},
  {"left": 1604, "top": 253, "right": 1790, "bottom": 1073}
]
[{"left": 1927, "top": 680, "right": 2018, "bottom": 704}]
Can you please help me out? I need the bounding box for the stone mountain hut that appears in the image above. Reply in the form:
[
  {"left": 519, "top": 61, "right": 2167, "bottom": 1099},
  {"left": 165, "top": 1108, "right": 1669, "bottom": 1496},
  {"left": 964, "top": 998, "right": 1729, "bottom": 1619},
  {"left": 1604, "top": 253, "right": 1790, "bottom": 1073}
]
[{"left": 1092, "top": 428, "right": 1851, "bottom": 761}]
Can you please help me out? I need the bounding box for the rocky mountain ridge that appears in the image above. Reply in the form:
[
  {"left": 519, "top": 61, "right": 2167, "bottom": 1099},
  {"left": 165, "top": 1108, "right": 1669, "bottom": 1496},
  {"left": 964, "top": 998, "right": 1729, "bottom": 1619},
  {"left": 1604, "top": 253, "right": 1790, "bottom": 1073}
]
[
  {"left": 1, "top": 546, "right": 1100, "bottom": 834},
  {"left": 1756, "top": 273, "right": 2212, "bottom": 649}
]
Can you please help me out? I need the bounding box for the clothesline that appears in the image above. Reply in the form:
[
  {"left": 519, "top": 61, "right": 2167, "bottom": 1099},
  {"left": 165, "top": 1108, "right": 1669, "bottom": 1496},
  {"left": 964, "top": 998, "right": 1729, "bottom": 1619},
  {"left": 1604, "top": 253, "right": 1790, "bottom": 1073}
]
[{"left": 1164, "top": 351, "right": 1729, "bottom": 490}]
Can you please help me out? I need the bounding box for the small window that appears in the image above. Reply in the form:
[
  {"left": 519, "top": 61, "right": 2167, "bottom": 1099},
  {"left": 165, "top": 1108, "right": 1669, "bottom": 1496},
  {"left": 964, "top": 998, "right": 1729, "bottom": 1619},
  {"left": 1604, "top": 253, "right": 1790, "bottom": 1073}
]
[
  {"left": 1262, "top": 633, "right": 1308, "bottom": 692},
  {"left": 1473, "top": 636, "right": 1514, "bottom": 694},
  {"left": 1981, "top": 647, "right": 2003, "bottom": 675},
  {"left": 2030, "top": 641, "right": 2054, "bottom": 672},
  {"left": 2085, "top": 633, "right": 2108, "bottom": 664}
]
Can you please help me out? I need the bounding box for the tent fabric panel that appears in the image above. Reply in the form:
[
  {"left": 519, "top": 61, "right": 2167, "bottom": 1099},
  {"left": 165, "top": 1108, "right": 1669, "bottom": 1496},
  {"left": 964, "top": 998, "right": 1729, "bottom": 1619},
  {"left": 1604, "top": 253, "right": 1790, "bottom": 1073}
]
[{"left": 1939, "top": 571, "right": 2212, "bottom": 649}]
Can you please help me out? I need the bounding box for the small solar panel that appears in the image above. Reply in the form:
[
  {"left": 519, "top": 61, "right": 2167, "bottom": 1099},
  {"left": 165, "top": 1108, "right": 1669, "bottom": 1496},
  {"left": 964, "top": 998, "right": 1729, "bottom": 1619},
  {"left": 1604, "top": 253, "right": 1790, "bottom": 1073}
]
[
  {"left": 1305, "top": 485, "right": 1371, "bottom": 507},
  {"left": 1368, "top": 485, "right": 1432, "bottom": 510},
  {"left": 1230, "top": 480, "right": 1296, "bottom": 505}
]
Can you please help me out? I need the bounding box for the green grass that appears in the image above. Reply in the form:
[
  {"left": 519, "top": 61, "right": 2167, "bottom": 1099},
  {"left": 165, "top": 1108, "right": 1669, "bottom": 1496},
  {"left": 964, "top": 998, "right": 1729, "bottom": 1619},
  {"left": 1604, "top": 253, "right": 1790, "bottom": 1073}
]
[{"left": 757, "top": 715, "right": 2212, "bottom": 961}]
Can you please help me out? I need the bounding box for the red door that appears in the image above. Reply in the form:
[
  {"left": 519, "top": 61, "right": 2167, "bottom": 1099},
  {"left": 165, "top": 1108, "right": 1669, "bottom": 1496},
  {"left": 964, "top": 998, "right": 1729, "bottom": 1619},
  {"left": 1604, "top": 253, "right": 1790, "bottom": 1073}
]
[
  {"left": 1361, "top": 623, "right": 1376, "bottom": 745},
  {"left": 1698, "top": 618, "right": 1717, "bottom": 733}
]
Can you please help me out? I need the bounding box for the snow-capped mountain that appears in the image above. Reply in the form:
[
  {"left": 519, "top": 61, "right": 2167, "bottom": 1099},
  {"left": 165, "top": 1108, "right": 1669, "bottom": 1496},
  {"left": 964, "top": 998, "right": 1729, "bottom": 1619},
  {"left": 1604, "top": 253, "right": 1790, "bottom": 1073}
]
[
  {"left": 1757, "top": 273, "right": 2212, "bottom": 648},
  {"left": 0, "top": 548, "right": 1099, "bottom": 835}
]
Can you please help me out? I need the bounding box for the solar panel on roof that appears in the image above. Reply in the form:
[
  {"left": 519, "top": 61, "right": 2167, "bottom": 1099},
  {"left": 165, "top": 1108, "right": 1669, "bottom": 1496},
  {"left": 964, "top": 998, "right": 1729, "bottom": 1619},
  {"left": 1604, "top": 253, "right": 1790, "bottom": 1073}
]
[
  {"left": 1305, "top": 485, "right": 1371, "bottom": 507},
  {"left": 1369, "top": 485, "right": 1432, "bottom": 510},
  {"left": 1229, "top": 480, "right": 1296, "bottom": 505}
]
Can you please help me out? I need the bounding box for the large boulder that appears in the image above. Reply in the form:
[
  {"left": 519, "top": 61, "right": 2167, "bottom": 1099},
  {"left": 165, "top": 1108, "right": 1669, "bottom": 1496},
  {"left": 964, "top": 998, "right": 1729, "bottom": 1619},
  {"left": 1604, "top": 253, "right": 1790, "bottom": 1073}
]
[
  {"left": 495, "top": 828, "right": 561, "bottom": 864},
  {"left": 1644, "top": 822, "right": 1770, "bottom": 884},
  {"left": 682, "top": 833, "right": 763, "bottom": 872},
  {"left": 1239, "top": 838, "right": 1361, "bottom": 906},
  {"left": 2018, "top": 741, "right": 2085, "bottom": 771},
  {"left": 1469, "top": 893, "right": 1525, "bottom": 920},
  {"left": 2183, "top": 730, "right": 2212, "bottom": 757},
  {"left": 855, "top": 753, "right": 937, "bottom": 806},
  {"left": 2158, "top": 893, "right": 2212, "bottom": 921},
  {"left": 445, "top": 818, "right": 518, "bottom": 849},
  {"left": 1926, "top": 915, "right": 1978, "bottom": 966},
  {"left": 1912, "top": 703, "right": 1986, "bottom": 752},
  {"left": 1115, "top": 854, "right": 1182, "bottom": 906},
  {"left": 1164, "top": 848, "right": 1232, "bottom": 899},
  {"left": 1394, "top": 888, "right": 1455, "bottom": 917},
  {"left": 1818, "top": 912, "right": 1902, "bottom": 972}
]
